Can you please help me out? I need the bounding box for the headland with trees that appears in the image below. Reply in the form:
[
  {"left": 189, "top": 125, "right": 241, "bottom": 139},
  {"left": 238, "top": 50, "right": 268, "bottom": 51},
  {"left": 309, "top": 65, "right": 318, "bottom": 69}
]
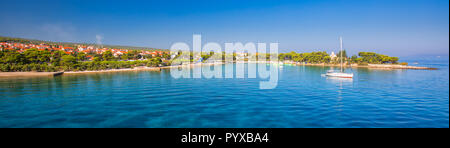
[{"left": 0, "top": 36, "right": 435, "bottom": 75}]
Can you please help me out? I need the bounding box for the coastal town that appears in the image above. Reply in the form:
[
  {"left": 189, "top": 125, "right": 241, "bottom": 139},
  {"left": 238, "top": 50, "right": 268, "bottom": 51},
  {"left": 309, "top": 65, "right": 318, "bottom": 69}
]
[
  {"left": 0, "top": 36, "right": 437, "bottom": 76},
  {"left": 0, "top": 42, "right": 168, "bottom": 61}
]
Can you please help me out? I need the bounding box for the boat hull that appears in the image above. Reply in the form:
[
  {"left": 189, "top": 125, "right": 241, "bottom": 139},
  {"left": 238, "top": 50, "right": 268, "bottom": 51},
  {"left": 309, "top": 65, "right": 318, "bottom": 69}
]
[{"left": 325, "top": 72, "right": 354, "bottom": 78}]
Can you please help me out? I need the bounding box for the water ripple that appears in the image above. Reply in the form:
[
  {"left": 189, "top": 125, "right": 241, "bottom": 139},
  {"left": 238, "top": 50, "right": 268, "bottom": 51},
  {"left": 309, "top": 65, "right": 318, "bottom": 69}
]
[{"left": 0, "top": 61, "right": 448, "bottom": 128}]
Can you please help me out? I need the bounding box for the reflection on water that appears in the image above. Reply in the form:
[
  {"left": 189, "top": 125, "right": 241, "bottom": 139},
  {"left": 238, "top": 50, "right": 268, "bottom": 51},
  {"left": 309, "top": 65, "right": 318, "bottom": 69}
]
[{"left": 326, "top": 76, "right": 354, "bottom": 85}]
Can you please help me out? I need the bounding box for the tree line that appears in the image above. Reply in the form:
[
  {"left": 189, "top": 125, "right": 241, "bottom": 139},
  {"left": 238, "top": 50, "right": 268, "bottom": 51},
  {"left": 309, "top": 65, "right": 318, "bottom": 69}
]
[
  {"left": 350, "top": 52, "right": 400, "bottom": 64},
  {"left": 1, "top": 48, "right": 404, "bottom": 72},
  {"left": 278, "top": 51, "right": 401, "bottom": 64},
  {"left": 0, "top": 48, "right": 166, "bottom": 72},
  {"left": 175, "top": 50, "right": 401, "bottom": 65}
]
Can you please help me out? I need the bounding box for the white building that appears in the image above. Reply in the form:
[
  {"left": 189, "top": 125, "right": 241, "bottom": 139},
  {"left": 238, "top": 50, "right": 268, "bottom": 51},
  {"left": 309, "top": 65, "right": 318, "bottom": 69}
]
[
  {"left": 330, "top": 52, "right": 337, "bottom": 60},
  {"left": 113, "top": 51, "right": 124, "bottom": 57}
]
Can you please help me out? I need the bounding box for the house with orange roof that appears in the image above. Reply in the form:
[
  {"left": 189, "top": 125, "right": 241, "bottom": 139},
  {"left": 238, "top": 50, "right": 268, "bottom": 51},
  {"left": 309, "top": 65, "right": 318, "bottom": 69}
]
[
  {"left": 62, "top": 47, "right": 74, "bottom": 51},
  {"left": 113, "top": 51, "right": 125, "bottom": 57}
]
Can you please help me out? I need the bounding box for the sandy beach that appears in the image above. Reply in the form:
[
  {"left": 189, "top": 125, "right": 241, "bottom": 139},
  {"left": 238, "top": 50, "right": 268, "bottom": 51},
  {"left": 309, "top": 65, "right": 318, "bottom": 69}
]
[{"left": 0, "top": 72, "right": 64, "bottom": 77}]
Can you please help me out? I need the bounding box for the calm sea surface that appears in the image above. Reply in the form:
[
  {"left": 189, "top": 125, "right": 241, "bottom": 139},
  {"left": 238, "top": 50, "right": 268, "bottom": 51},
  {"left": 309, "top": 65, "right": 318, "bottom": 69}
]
[{"left": 0, "top": 56, "right": 448, "bottom": 128}]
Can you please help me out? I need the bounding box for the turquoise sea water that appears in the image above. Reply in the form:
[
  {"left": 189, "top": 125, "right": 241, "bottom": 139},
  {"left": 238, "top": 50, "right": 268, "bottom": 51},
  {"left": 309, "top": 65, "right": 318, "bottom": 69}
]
[{"left": 0, "top": 56, "right": 448, "bottom": 128}]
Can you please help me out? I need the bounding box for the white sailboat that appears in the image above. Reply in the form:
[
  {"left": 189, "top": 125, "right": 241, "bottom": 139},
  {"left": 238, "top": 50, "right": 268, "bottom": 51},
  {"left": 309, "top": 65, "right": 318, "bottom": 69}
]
[{"left": 325, "top": 37, "right": 354, "bottom": 78}]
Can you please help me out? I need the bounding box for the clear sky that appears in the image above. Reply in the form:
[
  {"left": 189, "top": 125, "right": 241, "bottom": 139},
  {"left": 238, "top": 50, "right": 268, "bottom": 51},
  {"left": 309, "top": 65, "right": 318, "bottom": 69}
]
[{"left": 0, "top": 0, "right": 448, "bottom": 56}]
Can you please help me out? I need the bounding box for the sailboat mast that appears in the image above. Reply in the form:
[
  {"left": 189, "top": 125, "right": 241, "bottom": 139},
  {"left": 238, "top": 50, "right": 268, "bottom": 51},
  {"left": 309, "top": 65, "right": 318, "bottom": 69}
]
[{"left": 340, "top": 37, "right": 343, "bottom": 72}]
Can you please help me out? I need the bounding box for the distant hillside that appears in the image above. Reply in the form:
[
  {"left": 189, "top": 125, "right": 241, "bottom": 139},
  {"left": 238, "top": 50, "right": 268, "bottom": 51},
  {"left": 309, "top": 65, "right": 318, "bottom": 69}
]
[{"left": 0, "top": 36, "right": 168, "bottom": 51}]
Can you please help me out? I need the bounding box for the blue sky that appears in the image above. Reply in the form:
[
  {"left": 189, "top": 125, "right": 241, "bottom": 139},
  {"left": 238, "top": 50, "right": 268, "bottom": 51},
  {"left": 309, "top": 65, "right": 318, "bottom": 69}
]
[{"left": 0, "top": 0, "right": 448, "bottom": 56}]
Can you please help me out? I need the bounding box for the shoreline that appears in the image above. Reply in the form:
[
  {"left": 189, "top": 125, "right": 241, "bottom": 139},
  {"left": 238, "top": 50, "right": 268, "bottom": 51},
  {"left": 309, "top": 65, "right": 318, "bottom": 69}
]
[
  {"left": 0, "top": 72, "right": 64, "bottom": 77},
  {"left": 0, "top": 62, "right": 437, "bottom": 77},
  {"left": 64, "top": 66, "right": 162, "bottom": 74},
  {"left": 293, "top": 63, "right": 438, "bottom": 70},
  {"left": 246, "top": 61, "right": 438, "bottom": 70}
]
